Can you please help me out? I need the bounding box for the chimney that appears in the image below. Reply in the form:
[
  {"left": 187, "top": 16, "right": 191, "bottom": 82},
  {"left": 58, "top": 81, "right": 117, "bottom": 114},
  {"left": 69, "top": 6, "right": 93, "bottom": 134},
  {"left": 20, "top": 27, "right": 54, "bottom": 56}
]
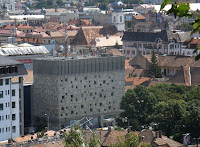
[
  {"left": 158, "top": 130, "right": 162, "bottom": 138},
  {"left": 108, "top": 126, "right": 112, "bottom": 133},
  {"left": 183, "top": 65, "right": 191, "bottom": 86}
]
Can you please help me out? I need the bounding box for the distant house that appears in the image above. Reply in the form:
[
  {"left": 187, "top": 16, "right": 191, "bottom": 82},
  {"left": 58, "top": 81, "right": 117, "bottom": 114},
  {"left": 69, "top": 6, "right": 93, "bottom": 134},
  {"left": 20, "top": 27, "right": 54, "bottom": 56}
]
[
  {"left": 122, "top": 30, "right": 181, "bottom": 58},
  {"left": 182, "top": 38, "right": 200, "bottom": 56},
  {"left": 134, "top": 22, "right": 157, "bottom": 32},
  {"left": 134, "top": 4, "right": 155, "bottom": 15},
  {"left": 129, "top": 54, "right": 200, "bottom": 77},
  {"left": 70, "top": 25, "right": 120, "bottom": 54},
  {"left": 132, "top": 15, "right": 146, "bottom": 24},
  {"left": 138, "top": 129, "right": 183, "bottom": 147}
]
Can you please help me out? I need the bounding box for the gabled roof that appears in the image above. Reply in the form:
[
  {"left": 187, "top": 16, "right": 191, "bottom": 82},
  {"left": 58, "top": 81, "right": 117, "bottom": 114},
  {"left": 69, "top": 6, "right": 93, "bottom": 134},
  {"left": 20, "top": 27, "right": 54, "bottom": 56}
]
[
  {"left": 122, "top": 30, "right": 176, "bottom": 43},
  {"left": 70, "top": 25, "right": 119, "bottom": 46}
]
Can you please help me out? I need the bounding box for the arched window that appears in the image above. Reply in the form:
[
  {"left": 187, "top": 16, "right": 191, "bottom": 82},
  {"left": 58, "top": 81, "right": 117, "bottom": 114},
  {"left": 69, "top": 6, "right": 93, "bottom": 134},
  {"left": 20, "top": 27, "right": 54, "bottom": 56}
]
[
  {"left": 114, "top": 16, "right": 116, "bottom": 22},
  {"left": 120, "top": 16, "right": 122, "bottom": 22}
]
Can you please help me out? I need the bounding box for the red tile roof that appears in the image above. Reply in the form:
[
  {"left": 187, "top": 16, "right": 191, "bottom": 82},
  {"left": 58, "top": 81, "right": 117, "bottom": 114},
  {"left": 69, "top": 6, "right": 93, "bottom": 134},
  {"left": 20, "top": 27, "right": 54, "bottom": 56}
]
[{"left": 133, "top": 15, "right": 145, "bottom": 20}]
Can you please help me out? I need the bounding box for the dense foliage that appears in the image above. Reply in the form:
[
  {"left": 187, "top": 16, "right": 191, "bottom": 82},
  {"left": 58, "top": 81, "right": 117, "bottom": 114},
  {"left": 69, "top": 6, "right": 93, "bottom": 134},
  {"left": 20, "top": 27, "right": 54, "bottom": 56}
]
[{"left": 117, "top": 84, "right": 200, "bottom": 142}]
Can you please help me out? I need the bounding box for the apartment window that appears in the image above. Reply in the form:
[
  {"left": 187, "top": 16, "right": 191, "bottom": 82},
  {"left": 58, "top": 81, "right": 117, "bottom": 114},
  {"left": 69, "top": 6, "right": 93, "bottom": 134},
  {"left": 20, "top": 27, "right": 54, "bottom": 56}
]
[
  {"left": 71, "top": 111, "right": 74, "bottom": 114},
  {"left": 120, "top": 16, "right": 122, "bottom": 22},
  {"left": 90, "top": 108, "right": 93, "bottom": 112},
  {"left": 71, "top": 95, "right": 73, "bottom": 98},
  {"left": 0, "top": 104, "right": 3, "bottom": 110},
  {"left": 111, "top": 92, "right": 114, "bottom": 96},
  {"left": 12, "top": 126, "right": 16, "bottom": 133},
  {"left": 61, "top": 107, "right": 64, "bottom": 110},
  {"left": 94, "top": 81, "right": 96, "bottom": 84},
  {"left": 81, "top": 105, "right": 84, "bottom": 108},
  {"left": 5, "top": 79, "right": 9, "bottom": 85},
  {"left": 103, "top": 80, "right": 106, "bottom": 84},
  {"left": 0, "top": 91, "right": 3, "bottom": 98},
  {"left": 62, "top": 96, "right": 64, "bottom": 99},
  {"left": 12, "top": 102, "right": 15, "bottom": 108},
  {"left": 99, "top": 103, "right": 102, "bottom": 106},
  {"left": 100, "top": 94, "right": 102, "bottom": 97},
  {"left": 114, "top": 16, "right": 116, "bottom": 22},
  {"left": 12, "top": 114, "right": 16, "bottom": 120},
  {"left": 0, "top": 116, "right": 1, "bottom": 120},
  {"left": 12, "top": 89, "right": 15, "bottom": 96},
  {"left": 0, "top": 79, "right": 3, "bottom": 85}
]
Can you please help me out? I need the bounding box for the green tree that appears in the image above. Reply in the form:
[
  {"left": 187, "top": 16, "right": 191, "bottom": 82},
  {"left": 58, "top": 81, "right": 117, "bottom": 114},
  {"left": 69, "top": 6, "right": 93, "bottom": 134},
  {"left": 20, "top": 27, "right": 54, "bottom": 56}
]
[
  {"left": 160, "top": 0, "right": 200, "bottom": 60},
  {"left": 88, "top": 133, "right": 101, "bottom": 147},
  {"left": 148, "top": 50, "right": 162, "bottom": 78},
  {"left": 125, "top": 20, "right": 134, "bottom": 31},
  {"left": 56, "top": 0, "right": 64, "bottom": 6},
  {"left": 118, "top": 86, "right": 156, "bottom": 130},
  {"left": 153, "top": 99, "right": 186, "bottom": 136},
  {"left": 63, "top": 127, "right": 84, "bottom": 147}
]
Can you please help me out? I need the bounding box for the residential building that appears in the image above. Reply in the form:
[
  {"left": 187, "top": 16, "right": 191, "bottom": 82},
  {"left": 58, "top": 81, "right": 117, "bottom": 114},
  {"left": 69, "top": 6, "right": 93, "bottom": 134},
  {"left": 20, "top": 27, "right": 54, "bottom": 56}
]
[
  {"left": 33, "top": 54, "right": 125, "bottom": 130},
  {"left": 70, "top": 25, "right": 119, "bottom": 54},
  {"left": 134, "top": 22, "right": 157, "bottom": 32},
  {"left": 134, "top": 4, "right": 155, "bottom": 15},
  {"left": 0, "top": 55, "right": 27, "bottom": 141},
  {"left": 182, "top": 37, "right": 200, "bottom": 56},
  {"left": 122, "top": 30, "right": 183, "bottom": 58},
  {"left": 132, "top": 15, "right": 146, "bottom": 24},
  {"left": 0, "top": 0, "right": 15, "bottom": 11},
  {"left": 111, "top": 0, "right": 125, "bottom": 32},
  {"left": 129, "top": 54, "right": 200, "bottom": 77}
]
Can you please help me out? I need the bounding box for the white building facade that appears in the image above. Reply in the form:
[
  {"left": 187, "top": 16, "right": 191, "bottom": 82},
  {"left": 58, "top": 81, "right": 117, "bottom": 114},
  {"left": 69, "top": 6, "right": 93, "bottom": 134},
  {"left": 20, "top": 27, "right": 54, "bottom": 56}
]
[
  {"left": 122, "top": 30, "right": 182, "bottom": 58},
  {"left": 0, "top": 56, "right": 27, "bottom": 141}
]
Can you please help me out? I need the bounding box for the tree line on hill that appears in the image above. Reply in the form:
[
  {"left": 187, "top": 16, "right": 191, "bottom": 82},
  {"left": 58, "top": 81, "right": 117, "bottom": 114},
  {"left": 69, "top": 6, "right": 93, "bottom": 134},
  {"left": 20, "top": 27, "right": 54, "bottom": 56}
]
[{"left": 116, "top": 84, "right": 200, "bottom": 143}]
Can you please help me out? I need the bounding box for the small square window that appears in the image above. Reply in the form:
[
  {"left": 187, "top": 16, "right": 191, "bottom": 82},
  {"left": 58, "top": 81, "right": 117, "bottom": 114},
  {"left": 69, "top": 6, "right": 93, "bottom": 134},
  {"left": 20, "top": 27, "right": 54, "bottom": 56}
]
[
  {"left": 81, "top": 105, "right": 84, "bottom": 108},
  {"left": 12, "top": 102, "right": 15, "bottom": 108},
  {"left": 62, "top": 96, "right": 65, "bottom": 100},
  {"left": 90, "top": 108, "right": 93, "bottom": 112},
  {"left": 71, "top": 111, "right": 74, "bottom": 114},
  {"left": 71, "top": 95, "right": 73, "bottom": 98},
  {"left": 61, "top": 107, "right": 64, "bottom": 110},
  {"left": 0, "top": 91, "right": 3, "bottom": 98},
  {"left": 65, "top": 78, "right": 68, "bottom": 81},
  {"left": 94, "top": 81, "right": 96, "bottom": 84},
  {"left": 12, "top": 126, "right": 16, "bottom": 133},
  {"left": 103, "top": 80, "right": 106, "bottom": 84},
  {"left": 99, "top": 103, "right": 102, "bottom": 106},
  {"left": 5, "top": 79, "right": 9, "bottom": 85},
  {"left": 0, "top": 79, "right": 3, "bottom": 85},
  {"left": 12, "top": 114, "right": 16, "bottom": 120},
  {"left": 100, "top": 94, "right": 102, "bottom": 97}
]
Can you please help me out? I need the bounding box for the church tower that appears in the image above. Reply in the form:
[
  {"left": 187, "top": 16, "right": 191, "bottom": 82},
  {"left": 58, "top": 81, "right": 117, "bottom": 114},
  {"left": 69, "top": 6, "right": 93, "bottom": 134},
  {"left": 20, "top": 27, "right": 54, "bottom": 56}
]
[{"left": 111, "top": 0, "right": 125, "bottom": 32}]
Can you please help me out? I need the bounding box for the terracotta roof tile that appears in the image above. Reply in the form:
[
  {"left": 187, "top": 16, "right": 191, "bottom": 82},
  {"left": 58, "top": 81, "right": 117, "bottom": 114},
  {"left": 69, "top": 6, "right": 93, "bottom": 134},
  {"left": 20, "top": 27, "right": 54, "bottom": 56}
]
[{"left": 133, "top": 15, "right": 146, "bottom": 19}]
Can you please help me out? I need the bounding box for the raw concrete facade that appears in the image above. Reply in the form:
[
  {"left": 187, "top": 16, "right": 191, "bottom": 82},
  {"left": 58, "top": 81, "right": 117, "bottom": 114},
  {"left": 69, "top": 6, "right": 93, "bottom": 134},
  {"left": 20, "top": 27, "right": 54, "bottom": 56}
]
[{"left": 33, "top": 55, "right": 125, "bottom": 130}]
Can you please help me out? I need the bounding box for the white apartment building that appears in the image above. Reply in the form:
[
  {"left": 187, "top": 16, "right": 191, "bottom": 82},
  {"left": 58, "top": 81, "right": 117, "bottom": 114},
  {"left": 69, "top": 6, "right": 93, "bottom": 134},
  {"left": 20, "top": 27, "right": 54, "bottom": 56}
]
[{"left": 0, "top": 56, "right": 27, "bottom": 141}]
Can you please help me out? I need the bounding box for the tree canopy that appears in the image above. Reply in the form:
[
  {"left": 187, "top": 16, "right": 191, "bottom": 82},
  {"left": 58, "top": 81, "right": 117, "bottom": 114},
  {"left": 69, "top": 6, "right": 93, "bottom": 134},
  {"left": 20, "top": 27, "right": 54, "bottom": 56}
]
[{"left": 117, "top": 84, "right": 200, "bottom": 142}]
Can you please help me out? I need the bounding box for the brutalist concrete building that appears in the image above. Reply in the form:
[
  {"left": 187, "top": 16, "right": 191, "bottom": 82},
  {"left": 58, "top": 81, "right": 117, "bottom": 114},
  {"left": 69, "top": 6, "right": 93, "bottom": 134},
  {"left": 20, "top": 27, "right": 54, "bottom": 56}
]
[{"left": 32, "top": 54, "right": 125, "bottom": 130}]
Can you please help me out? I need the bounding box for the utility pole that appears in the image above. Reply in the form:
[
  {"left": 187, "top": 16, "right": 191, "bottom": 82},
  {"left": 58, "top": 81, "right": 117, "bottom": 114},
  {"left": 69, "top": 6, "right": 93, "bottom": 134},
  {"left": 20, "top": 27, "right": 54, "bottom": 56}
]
[{"left": 45, "top": 114, "right": 49, "bottom": 131}]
